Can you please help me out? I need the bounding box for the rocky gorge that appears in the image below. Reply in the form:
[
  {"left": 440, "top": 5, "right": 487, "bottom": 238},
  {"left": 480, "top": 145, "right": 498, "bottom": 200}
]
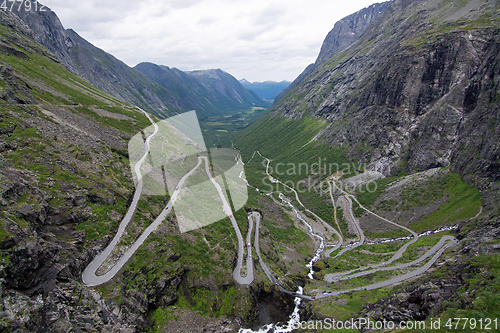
[{"left": 1, "top": 0, "right": 500, "bottom": 332}]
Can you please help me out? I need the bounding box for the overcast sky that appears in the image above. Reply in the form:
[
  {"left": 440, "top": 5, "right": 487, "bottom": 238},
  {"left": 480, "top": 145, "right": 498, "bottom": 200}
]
[{"left": 50, "top": 0, "right": 381, "bottom": 82}]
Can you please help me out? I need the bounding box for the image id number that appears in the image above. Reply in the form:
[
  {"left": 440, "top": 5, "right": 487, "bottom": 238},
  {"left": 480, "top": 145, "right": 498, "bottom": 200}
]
[
  {"left": 444, "top": 318, "right": 498, "bottom": 330},
  {"left": 1, "top": 0, "right": 47, "bottom": 12}
]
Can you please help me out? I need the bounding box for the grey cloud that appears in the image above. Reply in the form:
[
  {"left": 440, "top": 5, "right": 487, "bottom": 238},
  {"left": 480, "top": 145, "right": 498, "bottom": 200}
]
[
  {"left": 168, "top": 0, "right": 205, "bottom": 9},
  {"left": 197, "top": 16, "right": 216, "bottom": 26},
  {"left": 54, "top": 0, "right": 381, "bottom": 82},
  {"left": 251, "top": 5, "right": 286, "bottom": 27}
]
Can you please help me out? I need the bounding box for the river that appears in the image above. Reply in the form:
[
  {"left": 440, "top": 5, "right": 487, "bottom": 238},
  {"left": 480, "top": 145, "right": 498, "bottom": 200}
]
[{"left": 237, "top": 157, "right": 326, "bottom": 333}]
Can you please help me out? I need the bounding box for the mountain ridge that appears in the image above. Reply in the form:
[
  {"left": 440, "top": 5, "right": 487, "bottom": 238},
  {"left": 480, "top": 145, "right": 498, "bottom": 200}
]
[
  {"left": 11, "top": 3, "right": 265, "bottom": 119},
  {"left": 0, "top": 8, "right": 265, "bottom": 332},
  {"left": 232, "top": 0, "right": 500, "bottom": 325},
  {"left": 274, "top": 1, "right": 392, "bottom": 104},
  {"left": 1, "top": 1, "right": 500, "bottom": 332},
  {"left": 239, "top": 79, "right": 291, "bottom": 101},
  {"left": 134, "top": 63, "right": 266, "bottom": 119},
  {"left": 267, "top": 0, "right": 500, "bottom": 210}
]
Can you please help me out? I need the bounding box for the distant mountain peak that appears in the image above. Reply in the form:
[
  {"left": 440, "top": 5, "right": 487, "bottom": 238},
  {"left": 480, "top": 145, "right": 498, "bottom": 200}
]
[
  {"left": 135, "top": 63, "right": 267, "bottom": 117},
  {"left": 239, "top": 79, "right": 291, "bottom": 101},
  {"left": 274, "top": 1, "right": 392, "bottom": 104},
  {"left": 11, "top": 6, "right": 265, "bottom": 119}
]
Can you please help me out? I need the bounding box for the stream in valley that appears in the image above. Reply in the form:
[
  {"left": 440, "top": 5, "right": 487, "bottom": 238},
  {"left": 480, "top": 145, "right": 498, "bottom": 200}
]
[{"left": 238, "top": 156, "right": 325, "bottom": 333}]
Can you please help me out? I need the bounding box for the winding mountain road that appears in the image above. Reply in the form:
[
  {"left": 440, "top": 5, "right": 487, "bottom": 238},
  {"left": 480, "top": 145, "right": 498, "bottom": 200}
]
[
  {"left": 246, "top": 151, "right": 458, "bottom": 301},
  {"left": 325, "top": 235, "right": 457, "bottom": 283},
  {"left": 83, "top": 109, "right": 254, "bottom": 286},
  {"left": 84, "top": 123, "right": 458, "bottom": 306},
  {"left": 251, "top": 211, "right": 313, "bottom": 301},
  {"left": 82, "top": 109, "right": 202, "bottom": 286},
  {"left": 318, "top": 236, "right": 458, "bottom": 298},
  {"left": 328, "top": 194, "right": 365, "bottom": 258},
  {"left": 259, "top": 152, "right": 343, "bottom": 253}
]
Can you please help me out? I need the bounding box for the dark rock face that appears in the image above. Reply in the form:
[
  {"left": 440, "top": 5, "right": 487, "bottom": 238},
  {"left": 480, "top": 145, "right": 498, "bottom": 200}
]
[
  {"left": 9, "top": 2, "right": 74, "bottom": 69},
  {"left": 314, "top": 1, "right": 392, "bottom": 67},
  {"left": 0, "top": 64, "right": 36, "bottom": 104},
  {"left": 0, "top": 177, "right": 187, "bottom": 332},
  {"left": 271, "top": 0, "right": 500, "bottom": 210},
  {"left": 367, "top": 281, "right": 460, "bottom": 322},
  {"left": 248, "top": 281, "right": 297, "bottom": 329},
  {"left": 365, "top": 279, "right": 462, "bottom": 322},
  {"left": 274, "top": 1, "right": 392, "bottom": 104}
]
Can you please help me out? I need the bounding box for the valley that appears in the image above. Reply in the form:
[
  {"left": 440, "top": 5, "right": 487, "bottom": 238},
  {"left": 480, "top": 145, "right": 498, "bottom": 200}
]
[
  {"left": 0, "top": 0, "right": 499, "bottom": 333},
  {"left": 199, "top": 106, "right": 269, "bottom": 148},
  {"left": 231, "top": 149, "right": 468, "bottom": 332}
]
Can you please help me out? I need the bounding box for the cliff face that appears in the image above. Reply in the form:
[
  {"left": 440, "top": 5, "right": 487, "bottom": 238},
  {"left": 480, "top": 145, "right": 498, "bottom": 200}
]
[
  {"left": 8, "top": 1, "right": 75, "bottom": 71},
  {"left": 271, "top": 0, "right": 500, "bottom": 210},
  {"left": 314, "top": 1, "right": 392, "bottom": 67},
  {"left": 274, "top": 1, "right": 392, "bottom": 103}
]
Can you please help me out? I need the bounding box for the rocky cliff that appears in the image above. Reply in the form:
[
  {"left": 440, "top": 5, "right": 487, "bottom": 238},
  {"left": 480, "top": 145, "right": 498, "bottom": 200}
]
[
  {"left": 274, "top": 1, "right": 392, "bottom": 103},
  {"left": 314, "top": 1, "right": 392, "bottom": 67},
  {"left": 271, "top": 0, "right": 500, "bottom": 211}
]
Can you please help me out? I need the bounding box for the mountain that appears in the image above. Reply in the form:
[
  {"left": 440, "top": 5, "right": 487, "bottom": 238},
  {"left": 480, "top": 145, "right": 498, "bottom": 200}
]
[
  {"left": 11, "top": 5, "right": 265, "bottom": 119},
  {"left": 241, "top": 0, "right": 500, "bottom": 200},
  {"left": 270, "top": 0, "right": 500, "bottom": 198},
  {"left": 274, "top": 1, "right": 392, "bottom": 103},
  {"left": 10, "top": 6, "right": 181, "bottom": 117},
  {"left": 187, "top": 69, "right": 265, "bottom": 108},
  {"left": 239, "top": 79, "right": 291, "bottom": 101},
  {"left": 134, "top": 63, "right": 266, "bottom": 119},
  {"left": 0, "top": 8, "right": 268, "bottom": 332},
  {"left": 3, "top": 1, "right": 500, "bottom": 332},
  {"left": 235, "top": 0, "right": 500, "bottom": 324},
  {"left": 0, "top": 9, "right": 169, "bottom": 331}
]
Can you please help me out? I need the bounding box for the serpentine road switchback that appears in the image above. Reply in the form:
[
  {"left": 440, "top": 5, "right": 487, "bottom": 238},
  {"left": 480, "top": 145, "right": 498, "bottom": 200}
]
[
  {"left": 82, "top": 109, "right": 256, "bottom": 286},
  {"left": 83, "top": 112, "right": 459, "bottom": 307},
  {"left": 242, "top": 151, "right": 459, "bottom": 301}
]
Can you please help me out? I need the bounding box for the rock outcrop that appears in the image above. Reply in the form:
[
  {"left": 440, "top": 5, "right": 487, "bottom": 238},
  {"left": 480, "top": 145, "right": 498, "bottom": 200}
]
[
  {"left": 271, "top": 0, "right": 500, "bottom": 210},
  {"left": 274, "top": 1, "right": 392, "bottom": 103}
]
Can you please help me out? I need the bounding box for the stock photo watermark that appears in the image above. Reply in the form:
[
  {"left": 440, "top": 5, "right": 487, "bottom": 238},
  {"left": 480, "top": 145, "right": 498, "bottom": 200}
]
[
  {"left": 293, "top": 317, "right": 499, "bottom": 331},
  {"left": 1, "top": 0, "right": 52, "bottom": 12},
  {"left": 260, "top": 157, "right": 379, "bottom": 195}
]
